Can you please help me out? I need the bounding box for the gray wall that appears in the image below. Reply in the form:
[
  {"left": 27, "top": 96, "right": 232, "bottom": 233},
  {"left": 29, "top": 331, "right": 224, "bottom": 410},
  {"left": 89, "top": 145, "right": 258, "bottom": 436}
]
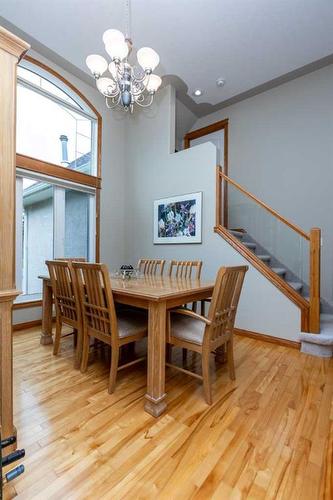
[
  {"left": 175, "top": 98, "right": 197, "bottom": 152},
  {"left": 64, "top": 190, "right": 89, "bottom": 258},
  {"left": 191, "top": 64, "right": 333, "bottom": 306},
  {"left": 124, "top": 85, "right": 300, "bottom": 341}
]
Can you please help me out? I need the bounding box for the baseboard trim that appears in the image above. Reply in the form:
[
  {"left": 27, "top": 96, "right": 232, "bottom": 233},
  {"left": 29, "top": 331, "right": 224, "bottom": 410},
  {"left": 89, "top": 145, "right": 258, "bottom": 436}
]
[
  {"left": 235, "top": 328, "right": 300, "bottom": 349},
  {"left": 13, "top": 319, "right": 42, "bottom": 332},
  {"left": 13, "top": 299, "right": 42, "bottom": 310}
]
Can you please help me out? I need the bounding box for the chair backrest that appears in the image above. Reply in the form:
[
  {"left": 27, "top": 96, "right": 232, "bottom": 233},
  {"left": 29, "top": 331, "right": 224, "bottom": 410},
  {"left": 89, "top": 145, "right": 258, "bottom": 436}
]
[
  {"left": 46, "top": 260, "right": 81, "bottom": 325},
  {"left": 168, "top": 260, "right": 202, "bottom": 279},
  {"left": 206, "top": 266, "right": 248, "bottom": 345},
  {"left": 138, "top": 258, "right": 165, "bottom": 276},
  {"left": 55, "top": 257, "right": 87, "bottom": 262},
  {"left": 71, "top": 262, "right": 118, "bottom": 344}
]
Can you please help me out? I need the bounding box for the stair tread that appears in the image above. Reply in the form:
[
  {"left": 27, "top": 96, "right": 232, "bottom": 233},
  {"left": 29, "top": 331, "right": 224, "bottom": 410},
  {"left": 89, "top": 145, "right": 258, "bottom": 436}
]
[
  {"left": 243, "top": 242, "right": 256, "bottom": 249},
  {"left": 229, "top": 230, "right": 244, "bottom": 238},
  {"left": 287, "top": 281, "right": 303, "bottom": 291},
  {"left": 257, "top": 254, "right": 271, "bottom": 261},
  {"left": 271, "top": 267, "right": 287, "bottom": 275}
]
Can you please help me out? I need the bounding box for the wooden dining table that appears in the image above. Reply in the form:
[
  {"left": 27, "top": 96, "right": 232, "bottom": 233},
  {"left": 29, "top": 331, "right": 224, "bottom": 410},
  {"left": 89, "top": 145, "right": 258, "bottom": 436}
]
[{"left": 39, "top": 274, "right": 214, "bottom": 417}]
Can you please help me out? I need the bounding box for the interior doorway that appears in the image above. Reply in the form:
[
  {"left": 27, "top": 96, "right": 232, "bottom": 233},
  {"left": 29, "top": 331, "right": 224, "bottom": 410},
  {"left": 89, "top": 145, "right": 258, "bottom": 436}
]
[{"left": 183, "top": 119, "right": 229, "bottom": 226}]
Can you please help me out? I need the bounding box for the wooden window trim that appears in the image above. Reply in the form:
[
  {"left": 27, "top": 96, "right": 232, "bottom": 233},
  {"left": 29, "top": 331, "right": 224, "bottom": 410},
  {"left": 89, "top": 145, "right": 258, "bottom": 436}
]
[
  {"left": 16, "top": 154, "right": 101, "bottom": 189},
  {"left": 184, "top": 119, "right": 229, "bottom": 225},
  {"left": 15, "top": 56, "right": 102, "bottom": 308}
]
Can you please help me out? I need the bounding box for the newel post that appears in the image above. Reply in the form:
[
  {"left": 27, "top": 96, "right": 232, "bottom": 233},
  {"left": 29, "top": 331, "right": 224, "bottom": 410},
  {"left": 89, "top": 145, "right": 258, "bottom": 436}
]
[
  {"left": 0, "top": 26, "right": 29, "bottom": 443},
  {"left": 309, "top": 228, "right": 321, "bottom": 333}
]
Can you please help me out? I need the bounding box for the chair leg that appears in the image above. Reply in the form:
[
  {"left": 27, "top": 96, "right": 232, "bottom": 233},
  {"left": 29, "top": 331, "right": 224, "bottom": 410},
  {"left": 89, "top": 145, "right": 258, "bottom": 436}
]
[
  {"left": 227, "top": 339, "right": 236, "bottom": 381},
  {"left": 182, "top": 348, "right": 187, "bottom": 364},
  {"left": 73, "top": 328, "right": 78, "bottom": 348},
  {"left": 53, "top": 318, "right": 62, "bottom": 355},
  {"left": 202, "top": 348, "right": 212, "bottom": 405},
  {"left": 108, "top": 347, "right": 120, "bottom": 394},
  {"left": 74, "top": 327, "right": 83, "bottom": 370},
  {"left": 80, "top": 331, "right": 90, "bottom": 373}
]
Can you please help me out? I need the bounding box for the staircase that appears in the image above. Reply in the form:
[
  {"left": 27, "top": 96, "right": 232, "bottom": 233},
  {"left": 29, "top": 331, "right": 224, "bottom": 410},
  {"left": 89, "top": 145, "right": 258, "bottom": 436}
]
[
  {"left": 215, "top": 165, "right": 323, "bottom": 339},
  {"left": 229, "top": 228, "right": 308, "bottom": 299}
]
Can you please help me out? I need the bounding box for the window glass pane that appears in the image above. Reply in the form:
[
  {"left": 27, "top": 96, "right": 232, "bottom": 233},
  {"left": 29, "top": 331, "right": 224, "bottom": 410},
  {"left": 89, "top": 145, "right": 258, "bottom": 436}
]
[
  {"left": 17, "top": 84, "right": 95, "bottom": 174},
  {"left": 64, "top": 189, "right": 91, "bottom": 259},
  {"left": 21, "top": 177, "right": 54, "bottom": 297},
  {"left": 17, "top": 66, "right": 80, "bottom": 108}
]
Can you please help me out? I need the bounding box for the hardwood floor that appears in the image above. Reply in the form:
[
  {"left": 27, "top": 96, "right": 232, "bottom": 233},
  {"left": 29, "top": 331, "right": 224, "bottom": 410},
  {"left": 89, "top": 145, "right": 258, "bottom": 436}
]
[{"left": 3, "top": 326, "right": 333, "bottom": 499}]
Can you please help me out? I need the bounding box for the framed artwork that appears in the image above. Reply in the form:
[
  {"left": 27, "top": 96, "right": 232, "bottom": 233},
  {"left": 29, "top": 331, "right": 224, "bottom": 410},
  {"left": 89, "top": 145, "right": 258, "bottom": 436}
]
[{"left": 153, "top": 192, "right": 202, "bottom": 244}]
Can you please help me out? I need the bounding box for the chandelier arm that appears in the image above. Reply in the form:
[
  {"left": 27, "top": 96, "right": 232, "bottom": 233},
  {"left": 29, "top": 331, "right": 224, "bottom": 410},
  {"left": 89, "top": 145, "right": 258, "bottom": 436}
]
[
  {"left": 104, "top": 87, "right": 120, "bottom": 99},
  {"left": 130, "top": 85, "right": 146, "bottom": 97},
  {"left": 105, "top": 94, "right": 122, "bottom": 109},
  {"left": 133, "top": 71, "right": 149, "bottom": 84},
  {"left": 135, "top": 94, "right": 154, "bottom": 108}
]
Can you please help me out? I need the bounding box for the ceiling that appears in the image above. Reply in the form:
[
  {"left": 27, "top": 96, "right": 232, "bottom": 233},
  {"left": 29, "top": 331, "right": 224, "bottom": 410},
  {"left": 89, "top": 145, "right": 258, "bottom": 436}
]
[{"left": 1, "top": 0, "right": 333, "bottom": 117}]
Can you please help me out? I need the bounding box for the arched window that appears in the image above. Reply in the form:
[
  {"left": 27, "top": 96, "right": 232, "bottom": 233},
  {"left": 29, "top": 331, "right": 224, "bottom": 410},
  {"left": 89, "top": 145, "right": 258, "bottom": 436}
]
[{"left": 15, "top": 57, "right": 101, "bottom": 305}]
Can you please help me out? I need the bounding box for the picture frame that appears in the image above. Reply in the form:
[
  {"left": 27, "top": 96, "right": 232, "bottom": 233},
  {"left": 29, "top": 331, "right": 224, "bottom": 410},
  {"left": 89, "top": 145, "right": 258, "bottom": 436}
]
[{"left": 153, "top": 192, "right": 202, "bottom": 244}]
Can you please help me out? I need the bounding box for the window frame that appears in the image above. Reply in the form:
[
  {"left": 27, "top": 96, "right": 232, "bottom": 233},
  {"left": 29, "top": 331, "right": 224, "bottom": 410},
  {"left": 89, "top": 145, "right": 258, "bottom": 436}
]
[{"left": 13, "top": 56, "right": 102, "bottom": 309}]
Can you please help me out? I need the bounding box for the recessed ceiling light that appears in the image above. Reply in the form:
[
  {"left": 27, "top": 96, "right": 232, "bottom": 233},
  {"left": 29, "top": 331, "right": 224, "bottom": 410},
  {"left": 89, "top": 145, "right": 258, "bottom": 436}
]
[
  {"left": 216, "top": 78, "right": 226, "bottom": 87},
  {"left": 193, "top": 89, "right": 203, "bottom": 96}
]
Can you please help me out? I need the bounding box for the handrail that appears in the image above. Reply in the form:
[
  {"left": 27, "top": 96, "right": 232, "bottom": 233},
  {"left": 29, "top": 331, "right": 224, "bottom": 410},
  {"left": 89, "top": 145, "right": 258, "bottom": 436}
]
[
  {"left": 216, "top": 166, "right": 321, "bottom": 333},
  {"left": 218, "top": 167, "right": 310, "bottom": 240}
]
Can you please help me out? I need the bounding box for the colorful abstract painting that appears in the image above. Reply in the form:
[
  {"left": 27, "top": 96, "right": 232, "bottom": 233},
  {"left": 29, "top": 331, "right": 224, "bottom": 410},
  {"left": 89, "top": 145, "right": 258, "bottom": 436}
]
[{"left": 153, "top": 192, "right": 202, "bottom": 244}]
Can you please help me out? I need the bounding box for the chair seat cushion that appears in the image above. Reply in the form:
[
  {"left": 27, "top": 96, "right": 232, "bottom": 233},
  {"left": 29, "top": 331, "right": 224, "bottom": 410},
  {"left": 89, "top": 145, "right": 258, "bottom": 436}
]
[
  {"left": 117, "top": 310, "right": 148, "bottom": 338},
  {"left": 170, "top": 313, "right": 205, "bottom": 345}
]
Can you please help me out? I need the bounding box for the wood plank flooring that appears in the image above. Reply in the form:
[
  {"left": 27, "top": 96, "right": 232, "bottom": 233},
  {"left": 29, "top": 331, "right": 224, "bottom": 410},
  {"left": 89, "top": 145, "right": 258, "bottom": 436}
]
[{"left": 3, "top": 326, "right": 333, "bottom": 499}]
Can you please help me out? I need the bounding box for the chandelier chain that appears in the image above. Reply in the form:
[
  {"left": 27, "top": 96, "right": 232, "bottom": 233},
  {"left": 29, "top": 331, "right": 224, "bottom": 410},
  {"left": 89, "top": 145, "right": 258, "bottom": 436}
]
[{"left": 125, "top": 0, "right": 131, "bottom": 40}]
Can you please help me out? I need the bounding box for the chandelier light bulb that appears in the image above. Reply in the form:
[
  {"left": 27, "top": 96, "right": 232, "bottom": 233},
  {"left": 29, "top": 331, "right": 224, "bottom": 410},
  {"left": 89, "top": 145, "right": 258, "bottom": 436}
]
[
  {"left": 86, "top": 54, "right": 108, "bottom": 77},
  {"left": 137, "top": 47, "right": 160, "bottom": 72},
  {"left": 105, "top": 40, "right": 129, "bottom": 61},
  {"left": 96, "top": 77, "right": 116, "bottom": 96},
  {"left": 102, "top": 29, "right": 125, "bottom": 46},
  {"left": 146, "top": 74, "right": 162, "bottom": 93}
]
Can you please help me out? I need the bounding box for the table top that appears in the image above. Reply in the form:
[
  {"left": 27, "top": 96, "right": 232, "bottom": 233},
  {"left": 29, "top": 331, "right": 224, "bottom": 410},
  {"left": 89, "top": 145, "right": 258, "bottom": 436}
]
[
  {"left": 40, "top": 274, "right": 214, "bottom": 302},
  {"left": 111, "top": 276, "right": 214, "bottom": 301}
]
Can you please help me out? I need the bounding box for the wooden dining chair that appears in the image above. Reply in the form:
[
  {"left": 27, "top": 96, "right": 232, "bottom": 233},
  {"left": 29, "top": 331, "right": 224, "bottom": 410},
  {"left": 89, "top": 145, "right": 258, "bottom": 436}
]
[
  {"left": 138, "top": 258, "right": 166, "bottom": 276},
  {"left": 168, "top": 260, "right": 202, "bottom": 280},
  {"left": 55, "top": 257, "right": 87, "bottom": 263},
  {"left": 166, "top": 265, "right": 248, "bottom": 404},
  {"left": 46, "top": 260, "right": 83, "bottom": 368},
  {"left": 167, "top": 260, "right": 203, "bottom": 362},
  {"left": 72, "top": 262, "right": 148, "bottom": 394}
]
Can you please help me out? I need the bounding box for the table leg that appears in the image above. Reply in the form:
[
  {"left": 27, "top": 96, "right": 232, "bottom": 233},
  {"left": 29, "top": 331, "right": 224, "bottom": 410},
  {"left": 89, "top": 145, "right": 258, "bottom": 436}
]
[
  {"left": 144, "top": 301, "right": 167, "bottom": 417},
  {"left": 40, "top": 280, "right": 53, "bottom": 345}
]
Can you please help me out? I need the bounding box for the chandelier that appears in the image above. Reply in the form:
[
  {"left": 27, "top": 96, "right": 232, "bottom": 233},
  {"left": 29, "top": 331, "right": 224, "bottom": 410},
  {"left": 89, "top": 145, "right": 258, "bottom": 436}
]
[{"left": 86, "top": 2, "right": 161, "bottom": 113}]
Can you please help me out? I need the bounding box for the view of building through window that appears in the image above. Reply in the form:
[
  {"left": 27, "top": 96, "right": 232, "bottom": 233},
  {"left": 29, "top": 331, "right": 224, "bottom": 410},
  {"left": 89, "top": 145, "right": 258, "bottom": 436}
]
[{"left": 15, "top": 62, "right": 98, "bottom": 302}]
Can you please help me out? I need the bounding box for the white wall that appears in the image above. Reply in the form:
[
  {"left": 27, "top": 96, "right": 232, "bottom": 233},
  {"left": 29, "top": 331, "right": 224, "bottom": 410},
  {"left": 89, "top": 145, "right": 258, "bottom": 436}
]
[
  {"left": 175, "top": 98, "right": 197, "bottom": 151},
  {"left": 124, "top": 85, "right": 300, "bottom": 341},
  {"left": 13, "top": 48, "right": 126, "bottom": 324},
  {"left": 191, "top": 64, "right": 333, "bottom": 306}
]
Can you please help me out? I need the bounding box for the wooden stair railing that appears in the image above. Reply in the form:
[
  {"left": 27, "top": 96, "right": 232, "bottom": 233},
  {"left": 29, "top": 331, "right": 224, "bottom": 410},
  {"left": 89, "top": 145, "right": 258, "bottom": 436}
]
[{"left": 215, "top": 166, "right": 321, "bottom": 334}]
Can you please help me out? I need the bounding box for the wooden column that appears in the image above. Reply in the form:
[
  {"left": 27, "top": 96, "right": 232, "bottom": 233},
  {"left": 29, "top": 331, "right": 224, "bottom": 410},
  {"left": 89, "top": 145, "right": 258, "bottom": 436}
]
[
  {"left": 0, "top": 26, "right": 29, "bottom": 442},
  {"left": 309, "top": 227, "right": 321, "bottom": 334}
]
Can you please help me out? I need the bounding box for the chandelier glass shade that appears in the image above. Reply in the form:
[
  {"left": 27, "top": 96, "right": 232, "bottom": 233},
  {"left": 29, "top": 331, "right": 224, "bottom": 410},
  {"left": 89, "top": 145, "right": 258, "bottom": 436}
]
[{"left": 86, "top": 28, "right": 162, "bottom": 113}]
